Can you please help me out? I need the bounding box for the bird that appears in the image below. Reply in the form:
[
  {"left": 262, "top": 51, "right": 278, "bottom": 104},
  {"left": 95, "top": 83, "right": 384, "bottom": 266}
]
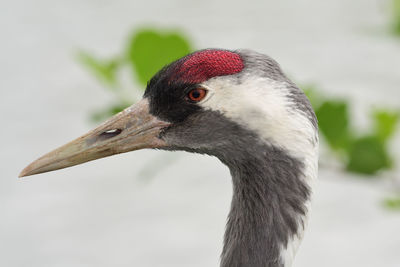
[{"left": 20, "top": 49, "right": 319, "bottom": 267}]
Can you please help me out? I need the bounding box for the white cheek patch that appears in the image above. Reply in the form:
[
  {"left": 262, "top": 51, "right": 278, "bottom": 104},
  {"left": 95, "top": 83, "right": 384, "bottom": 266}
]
[{"left": 200, "top": 76, "right": 318, "bottom": 157}]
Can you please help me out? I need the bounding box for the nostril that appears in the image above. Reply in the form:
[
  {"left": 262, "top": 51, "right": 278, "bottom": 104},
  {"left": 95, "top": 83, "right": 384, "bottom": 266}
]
[{"left": 99, "top": 129, "right": 122, "bottom": 140}]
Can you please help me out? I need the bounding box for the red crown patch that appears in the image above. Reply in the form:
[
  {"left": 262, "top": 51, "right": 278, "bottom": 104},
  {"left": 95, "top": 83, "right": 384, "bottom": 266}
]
[{"left": 173, "top": 49, "right": 244, "bottom": 84}]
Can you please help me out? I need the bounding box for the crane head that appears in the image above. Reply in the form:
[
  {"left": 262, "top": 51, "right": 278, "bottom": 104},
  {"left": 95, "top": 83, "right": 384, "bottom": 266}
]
[{"left": 20, "top": 49, "right": 317, "bottom": 177}]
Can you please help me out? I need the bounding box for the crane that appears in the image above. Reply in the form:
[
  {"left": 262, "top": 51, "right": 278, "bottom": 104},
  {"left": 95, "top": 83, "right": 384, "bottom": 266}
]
[{"left": 20, "top": 49, "right": 318, "bottom": 267}]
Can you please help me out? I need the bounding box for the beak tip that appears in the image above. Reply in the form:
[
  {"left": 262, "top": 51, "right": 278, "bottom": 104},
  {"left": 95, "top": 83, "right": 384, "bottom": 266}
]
[
  {"left": 19, "top": 167, "right": 30, "bottom": 178},
  {"left": 19, "top": 163, "right": 38, "bottom": 178}
]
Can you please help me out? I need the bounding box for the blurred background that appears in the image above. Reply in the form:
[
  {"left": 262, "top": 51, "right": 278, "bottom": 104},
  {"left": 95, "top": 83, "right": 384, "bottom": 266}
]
[{"left": 1, "top": 0, "right": 400, "bottom": 266}]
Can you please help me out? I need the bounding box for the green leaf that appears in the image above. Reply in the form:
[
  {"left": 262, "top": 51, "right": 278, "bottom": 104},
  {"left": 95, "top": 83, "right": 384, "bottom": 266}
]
[
  {"left": 90, "top": 103, "right": 130, "bottom": 122},
  {"left": 127, "top": 29, "right": 192, "bottom": 86},
  {"left": 316, "top": 100, "right": 351, "bottom": 150},
  {"left": 346, "top": 135, "right": 391, "bottom": 175},
  {"left": 383, "top": 196, "right": 400, "bottom": 210},
  {"left": 393, "top": 0, "right": 400, "bottom": 35},
  {"left": 372, "top": 109, "right": 400, "bottom": 143},
  {"left": 77, "top": 51, "right": 120, "bottom": 87}
]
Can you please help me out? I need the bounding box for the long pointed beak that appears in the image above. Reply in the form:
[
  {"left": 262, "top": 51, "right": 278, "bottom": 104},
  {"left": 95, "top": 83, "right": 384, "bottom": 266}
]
[{"left": 19, "top": 99, "right": 170, "bottom": 178}]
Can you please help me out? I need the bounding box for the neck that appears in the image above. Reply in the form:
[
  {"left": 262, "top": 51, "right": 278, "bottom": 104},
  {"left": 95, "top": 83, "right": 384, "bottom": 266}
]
[{"left": 220, "top": 145, "right": 313, "bottom": 267}]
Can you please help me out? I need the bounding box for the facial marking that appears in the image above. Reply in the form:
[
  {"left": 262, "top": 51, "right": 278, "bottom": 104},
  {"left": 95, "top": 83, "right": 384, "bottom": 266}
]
[
  {"left": 199, "top": 75, "right": 318, "bottom": 160},
  {"left": 145, "top": 49, "right": 244, "bottom": 123},
  {"left": 172, "top": 49, "right": 244, "bottom": 84}
]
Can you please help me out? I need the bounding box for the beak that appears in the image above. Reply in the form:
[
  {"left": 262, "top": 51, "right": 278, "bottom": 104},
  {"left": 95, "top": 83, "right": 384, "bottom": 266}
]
[{"left": 19, "top": 99, "right": 170, "bottom": 178}]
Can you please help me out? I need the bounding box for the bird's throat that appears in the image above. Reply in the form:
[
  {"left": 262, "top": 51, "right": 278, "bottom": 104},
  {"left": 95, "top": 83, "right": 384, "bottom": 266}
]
[{"left": 220, "top": 146, "right": 311, "bottom": 267}]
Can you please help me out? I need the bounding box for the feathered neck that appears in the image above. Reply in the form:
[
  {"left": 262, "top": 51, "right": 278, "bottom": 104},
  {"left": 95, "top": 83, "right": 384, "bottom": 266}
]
[{"left": 219, "top": 144, "right": 314, "bottom": 267}]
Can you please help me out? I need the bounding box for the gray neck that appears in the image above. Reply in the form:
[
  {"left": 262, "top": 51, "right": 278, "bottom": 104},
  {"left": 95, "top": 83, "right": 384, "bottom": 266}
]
[
  {"left": 219, "top": 145, "right": 310, "bottom": 267},
  {"left": 160, "top": 110, "right": 313, "bottom": 266}
]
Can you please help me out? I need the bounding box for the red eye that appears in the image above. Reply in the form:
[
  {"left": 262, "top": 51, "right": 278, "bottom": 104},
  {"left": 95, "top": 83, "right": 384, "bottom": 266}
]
[{"left": 187, "top": 88, "right": 207, "bottom": 102}]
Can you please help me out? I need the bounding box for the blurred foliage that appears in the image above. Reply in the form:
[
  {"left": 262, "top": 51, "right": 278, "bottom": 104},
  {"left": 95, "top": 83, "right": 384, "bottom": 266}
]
[
  {"left": 304, "top": 86, "right": 400, "bottom": 175},
  {"left": 78, "top": 27, "right": 400, "bottom": 177},
  {"left": 128, "top": 29, "right": 191, "bottom": 85},
  {"left": 347, "top": 136, "right": 391, "bottom": 174},
  {"left": 373, "top": 110, "right": 400, "bottom": 141},
  {"left": 77, "top": 52, "right": 121, "bottom": 87},
  {"left": 383, "top": 195, "right": 400, "bottom": 210},
  {"left": 392, "top": 0, "right": 400, "bottom": 35},
  {"left": 78, "top": 28, "right": 192, "bottom": 122},
  {"left": 316, "top": 101, "right": 351, "bottom": 151}
]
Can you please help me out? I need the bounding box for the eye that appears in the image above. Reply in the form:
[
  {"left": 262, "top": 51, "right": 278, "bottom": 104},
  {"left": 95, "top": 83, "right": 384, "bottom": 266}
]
[{"left": 187, "top": 88, "right": 207, "bottom": 102}]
